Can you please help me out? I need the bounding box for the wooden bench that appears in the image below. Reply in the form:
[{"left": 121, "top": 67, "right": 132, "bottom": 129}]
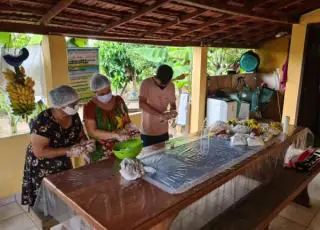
[{"left": 201, "top": 165, "right": 320, "bottom": 230}]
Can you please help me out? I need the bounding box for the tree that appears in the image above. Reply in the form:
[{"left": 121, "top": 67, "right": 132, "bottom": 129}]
[
  {"left": 98, "top": 42, "right": 136, "bottom": 95},
  {"left": 130, "top": 46, "right": 192, "bottom": 93},
  {"left": 207, "top": 48, "right": 247, "bottom": 76}
]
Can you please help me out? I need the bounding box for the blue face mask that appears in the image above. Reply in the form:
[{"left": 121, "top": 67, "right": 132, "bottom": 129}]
[{"left": 97, "top": 92, "right": 112, "bottom": 103}]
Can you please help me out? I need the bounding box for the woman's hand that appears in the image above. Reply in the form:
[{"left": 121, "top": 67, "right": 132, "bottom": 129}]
[
  {"left": 66, "top": 144, "right": 86, "bottom": 157},
  {"left": 81, "top": 140, "right": 96, "bottom": 153},
  {"left": 66, "top": 140, "right": 96, "bottom": 157}
]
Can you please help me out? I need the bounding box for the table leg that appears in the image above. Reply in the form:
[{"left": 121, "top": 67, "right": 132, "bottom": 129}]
[{"left": 293, "top": 188, "right": 310, "bottom": 208}]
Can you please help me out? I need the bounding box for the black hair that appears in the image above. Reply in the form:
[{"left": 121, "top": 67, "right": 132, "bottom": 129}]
[{"left": 156, "top": 64, "right": 173, "bottom": 85}]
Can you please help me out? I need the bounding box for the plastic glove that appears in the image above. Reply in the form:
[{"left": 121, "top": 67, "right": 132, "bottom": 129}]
[
  {"left": 124, "top": 123, "right": 140, "bottom": 137},
  {"left": 66, "top": 144, "right": 87, "bottom": 157},
  {"left": 117, "top": 133, "right": 129, "bottom": 142},
  {"left": 80, "top": 140, "right": 96, "bottom": 153},
  {"left": 164, "top": 110, "right": 178, "bottom": 120}
]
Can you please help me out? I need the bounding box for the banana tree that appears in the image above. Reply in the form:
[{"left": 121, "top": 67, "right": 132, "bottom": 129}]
[
  {"left": 130, "top": 46, "right": 192, "bottom": 94},
  {"left": 207, "top": 48, "right": 246, "bottom": 76}
]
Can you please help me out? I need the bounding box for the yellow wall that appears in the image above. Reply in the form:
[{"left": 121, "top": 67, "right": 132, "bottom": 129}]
[
  {"left": 282, "top": 9, "right": 320, "bottom": 125},
  {"left": 256, "top": 36, "right": 290, "bottom": 73},
  {"left": 0, "top": 35, "right": 142, "bottom": 198},
  {"left": 42, "top": 35, "right": 70, "bottom": 101},
  {"left": 282, "top": 25, "right": 307, "bottom": 125},
  {"left": 0, "top": 134, "right": 29, "bottom": 197}
]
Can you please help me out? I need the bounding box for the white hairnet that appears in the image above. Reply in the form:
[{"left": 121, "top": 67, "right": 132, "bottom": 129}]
[
  {"left": 90, "top": 73, "right": 111, "bottom": 91},
  {"left": 49, "top": 85, "right": 79, "bottom": 108}
]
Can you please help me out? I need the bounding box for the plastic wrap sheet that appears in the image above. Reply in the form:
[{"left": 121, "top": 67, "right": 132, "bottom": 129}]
[
  {"left": 169, "top": 128, "right": 313, "bottom": 230},
  {"left": 140, "top": 137, "right": 263, "bottom": 194},
  {"left": 34, "top": 182, "right": 93, "bottom": 230}
]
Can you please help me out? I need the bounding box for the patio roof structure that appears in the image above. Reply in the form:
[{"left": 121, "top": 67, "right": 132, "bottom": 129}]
[{"left": 0, "top": 0, "right": 320, "bottom": 48}]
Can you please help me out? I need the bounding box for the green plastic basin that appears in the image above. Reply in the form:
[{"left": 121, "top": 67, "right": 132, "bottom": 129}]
[{"left": 113, "top": 139, "right": 143, "bottom": 160}]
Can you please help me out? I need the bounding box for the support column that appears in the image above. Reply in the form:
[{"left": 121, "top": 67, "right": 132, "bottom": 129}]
[
  {"left": 190, "top": 47, "right": 208, "bottom": 133},
  {"left": 282, "top": 24, "right": 307, "bottom": 125},
  {"left": 42, "top": 35, "right": 69, "bottom": 102}
]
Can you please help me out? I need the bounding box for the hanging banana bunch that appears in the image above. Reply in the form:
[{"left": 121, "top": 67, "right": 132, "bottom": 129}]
[{"left": 2, "top": 48, "right": 35, "bottom": 119}]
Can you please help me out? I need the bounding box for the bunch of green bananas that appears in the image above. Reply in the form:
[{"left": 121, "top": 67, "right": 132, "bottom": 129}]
[{"left": 3, "top": 67, "right": 35, "bottom": 117}]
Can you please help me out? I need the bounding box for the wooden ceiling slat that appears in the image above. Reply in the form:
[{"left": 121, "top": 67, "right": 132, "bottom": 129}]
[
  {"left": 101, "top": 0, "right": 171, "bottom": 32},
  {"left": 196, "top": 18, "right": 249, "bottom": 41},
  {"left": 174, "top": 0, "right": 297, "bottom": 24},
  {"left": 66, "top": 5, "right": 123, "bottom": 19},
  {"left": 213, "top": 23, "right": 266, "bottom": 42},
  {"left": 244, "top": 0, "right": 263, "bottom": 9},
  {"left": 171, "top": 14, "right": 230, "bottom": 39},
  {"left": 40, "top": 0, "right": 76, "bottom": 25},
  {"left": 140, "top": 9, "right": 208, "bottom": 37}
]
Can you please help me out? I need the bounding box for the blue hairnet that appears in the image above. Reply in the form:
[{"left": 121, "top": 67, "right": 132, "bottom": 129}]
[
  {"left": 90, "top": 73, "right": 111, "bottom": 91},
  {"left": 49, "top": 85, "right": 79, "bottom": 108}
]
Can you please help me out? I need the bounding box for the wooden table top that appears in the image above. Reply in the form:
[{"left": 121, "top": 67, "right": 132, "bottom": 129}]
[{"left": 43, "top": 126, "right": 307, "bottom": 230}]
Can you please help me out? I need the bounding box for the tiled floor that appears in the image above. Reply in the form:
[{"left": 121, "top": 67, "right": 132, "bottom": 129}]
[{"left": 2, "top": 174, "right": 320, "bottom": 230}]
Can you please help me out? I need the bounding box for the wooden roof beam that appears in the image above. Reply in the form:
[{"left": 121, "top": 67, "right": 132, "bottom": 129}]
[
  {"left": 174, "top": 0, "right": 297, "bottom": 24},
  {"left": 140, "top": 9, "right": 208, "bottom": 37},
  {"left": 0, "top": 21, "right": 202, "bottom": 46},
  {"left": 101, "top": 0, "right": 171, "bottom": 32},
  {"left": 171, "top": 14, "right": 230, "bottom": 39},
  {"left": 40, "top": 0, "right": 76, "bottom": 25}
]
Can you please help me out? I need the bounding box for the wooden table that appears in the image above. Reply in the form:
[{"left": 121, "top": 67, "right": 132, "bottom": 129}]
[{"left": 40, "top": 127, "right": 309, "bottom": 230}]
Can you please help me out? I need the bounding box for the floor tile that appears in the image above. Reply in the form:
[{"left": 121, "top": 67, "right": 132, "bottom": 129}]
[
  {"left": 0, "top": 202, "right": 24, "bottom": 222},
  {"left": 0, "top": 213, "right": 34, "bottom": 230},
  {"left": 0, "top": 196, "right": 15, "bottom": 207},
  {"left": 269, "top": 216, "right": 305, "bottom": 230},
  {"left": 279, "top": 200, "right": 320, "bottom": 226},
  {"left": 309, "top": 174, "right": 320, "bottom": 200},
  {"left": 26, "top": 227, "right": 40, "bottom": 230},
  {"left": 308, "top": 209, "right": 320, "bottom": 230}
]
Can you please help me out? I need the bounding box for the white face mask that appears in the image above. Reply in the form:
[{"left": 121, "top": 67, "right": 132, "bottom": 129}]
[
  {"left": 97, "top": 92, "right": 113, "bottom": 103},
  {"left": 62, "top": 104, "right": 79, "bottom": 115}
]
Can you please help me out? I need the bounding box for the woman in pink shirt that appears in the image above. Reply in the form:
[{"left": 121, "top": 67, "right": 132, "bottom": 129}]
[{"left": 139, "top": 65, "right": 177, "bottom": 147}]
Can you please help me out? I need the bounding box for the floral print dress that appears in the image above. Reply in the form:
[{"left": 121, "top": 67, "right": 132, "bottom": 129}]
[
  {"left": 21, "top": 109, "right": 82, "bottom": 207},
  {"left": 84, "top": 96, "right": 131, "bottom": 161}
]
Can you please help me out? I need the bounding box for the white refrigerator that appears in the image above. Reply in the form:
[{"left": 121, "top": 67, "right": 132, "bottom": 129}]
[{"left": 207, "top": 98, "right": 237, "bottom": 127}]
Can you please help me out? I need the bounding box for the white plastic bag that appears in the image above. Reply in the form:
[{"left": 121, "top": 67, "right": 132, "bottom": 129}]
[
  {"left": 284, "top": 145, "right": 304, "bottom": 167},
  {"left": 209, "top": 121, "right": 230, "bottom": 131},
  {"left": 120, "top": 158, "right": 145, "bottom": 181},
  {"left": 232, "top": 124, "right": 251, "bottom": 134},
  {"left": 247, "top": 136, "right": 265, "bottom": 147},
  {"left": 230, "top": 133, "right": 248, "bottom": 146}
]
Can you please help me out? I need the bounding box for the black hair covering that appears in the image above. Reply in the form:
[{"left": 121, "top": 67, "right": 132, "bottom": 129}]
[{"left": 156, "top": 64, "right": 174, "bottom": 85}]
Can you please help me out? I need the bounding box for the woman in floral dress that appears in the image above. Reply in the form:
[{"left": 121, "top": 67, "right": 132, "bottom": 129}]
[
  {"left": 21, "top": 85, "right": 95, "bottom": 207},
  {"left": 84, "top": 74, "right": 139, "bottom": 161}
]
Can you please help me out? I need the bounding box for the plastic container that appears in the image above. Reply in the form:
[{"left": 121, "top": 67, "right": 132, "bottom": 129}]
[
  {"left": 113, "top": 139, "right": 143, "bottom": 160},
  {"left": 282, "top": 116, "right": 290, "bottom": 134}
]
